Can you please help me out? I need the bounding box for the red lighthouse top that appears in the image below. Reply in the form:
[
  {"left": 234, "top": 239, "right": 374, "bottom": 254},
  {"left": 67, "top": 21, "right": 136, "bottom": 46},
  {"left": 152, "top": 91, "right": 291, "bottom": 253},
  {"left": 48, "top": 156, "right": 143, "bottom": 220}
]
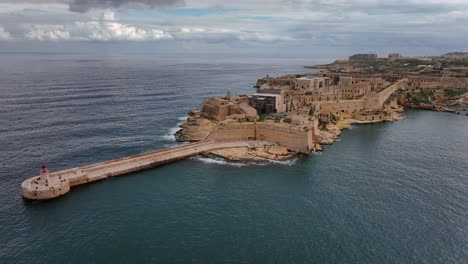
[{"left": 41, "top": 164, "right": 48, "bottom": 175}]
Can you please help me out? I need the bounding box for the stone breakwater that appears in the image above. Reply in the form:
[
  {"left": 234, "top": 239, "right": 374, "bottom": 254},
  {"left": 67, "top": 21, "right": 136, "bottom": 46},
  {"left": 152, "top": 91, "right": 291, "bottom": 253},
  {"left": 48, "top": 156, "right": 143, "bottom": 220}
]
[{"left": 21, "top": 140, "right": 274, "bottom": 201}]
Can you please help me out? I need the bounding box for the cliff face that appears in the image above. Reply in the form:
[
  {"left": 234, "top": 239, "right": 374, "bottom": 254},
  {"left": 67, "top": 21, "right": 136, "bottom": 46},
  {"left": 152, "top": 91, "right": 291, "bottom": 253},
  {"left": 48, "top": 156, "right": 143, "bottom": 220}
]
[
  {"left": 175, "top": 111, "right": 216, "bottom": 142},
  {"left": 397, "top": 89, "right": 468, "bottom": 112},
  {"left": 209, "top": 145, "right": 293, "bottom": 162}
]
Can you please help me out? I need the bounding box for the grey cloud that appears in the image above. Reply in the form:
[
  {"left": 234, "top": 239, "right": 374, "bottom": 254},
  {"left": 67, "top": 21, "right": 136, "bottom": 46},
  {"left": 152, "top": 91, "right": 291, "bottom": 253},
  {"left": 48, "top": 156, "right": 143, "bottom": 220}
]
[
  {"left": 68, "top": 0, "right": 185, "bottom": 12},
  {"left": 284, "top": 0, "right": 468, "bottom": 15},
  {"left": 0, "top": 0, "right": 185, "bottom": 12}
]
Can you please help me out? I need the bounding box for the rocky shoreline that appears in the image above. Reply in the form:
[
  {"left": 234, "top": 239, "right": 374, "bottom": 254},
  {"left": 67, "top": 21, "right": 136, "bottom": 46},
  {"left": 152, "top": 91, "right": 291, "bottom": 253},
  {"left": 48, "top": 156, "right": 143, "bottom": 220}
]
[
  {"left": 174, "top": 107, "right": 406, "bottom": 162},
  {"left": 173, "top": 65, "right": 467, "bottom": 163}
]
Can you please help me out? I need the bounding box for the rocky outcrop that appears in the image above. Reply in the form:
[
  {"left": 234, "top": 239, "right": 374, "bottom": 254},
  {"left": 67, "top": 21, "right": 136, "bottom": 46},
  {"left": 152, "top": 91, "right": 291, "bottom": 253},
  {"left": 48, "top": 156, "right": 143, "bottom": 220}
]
[
  {"left": 317, "top": 123, "right": 342, "bottom": 145},
  {"left": 175, "top": 111, "right": 217, "bottom": 142},
  {"left": 208, "top": 145, "right": 293, "bottom": 162},
  {"left": 397, "top": 90, "right": 468, "bottom": 112},
  {"left": 446, "top": 92, "right": 468, "bottom": 107}
]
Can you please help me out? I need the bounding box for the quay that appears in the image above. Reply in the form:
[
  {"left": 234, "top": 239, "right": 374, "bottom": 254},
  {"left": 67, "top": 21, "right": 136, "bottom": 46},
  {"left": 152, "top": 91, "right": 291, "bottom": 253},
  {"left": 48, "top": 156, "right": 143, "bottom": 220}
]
[{"left": 21, "top": 140, "right": 273, "bottom": 200}]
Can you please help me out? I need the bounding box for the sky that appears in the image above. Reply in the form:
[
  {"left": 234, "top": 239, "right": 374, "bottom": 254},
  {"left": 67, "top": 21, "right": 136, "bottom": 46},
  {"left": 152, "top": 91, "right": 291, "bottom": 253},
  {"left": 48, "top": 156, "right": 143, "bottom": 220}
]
[{"left": 0, "top": 0, "right": 468, "bottom": 58}]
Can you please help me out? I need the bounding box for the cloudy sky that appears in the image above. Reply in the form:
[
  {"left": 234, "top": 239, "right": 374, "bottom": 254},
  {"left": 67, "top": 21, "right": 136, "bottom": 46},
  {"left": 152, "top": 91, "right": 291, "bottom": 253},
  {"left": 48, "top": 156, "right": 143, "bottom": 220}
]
[{"left": 0, "top": 0, "right": 467, "bottom": 57}]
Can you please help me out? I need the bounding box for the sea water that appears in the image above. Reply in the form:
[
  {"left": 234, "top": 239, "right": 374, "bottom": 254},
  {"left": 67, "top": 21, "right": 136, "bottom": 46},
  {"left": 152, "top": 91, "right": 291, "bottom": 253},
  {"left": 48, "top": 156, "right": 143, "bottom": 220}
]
[{"left": 0, "top": 54, "right": 467, "bottom": 263}]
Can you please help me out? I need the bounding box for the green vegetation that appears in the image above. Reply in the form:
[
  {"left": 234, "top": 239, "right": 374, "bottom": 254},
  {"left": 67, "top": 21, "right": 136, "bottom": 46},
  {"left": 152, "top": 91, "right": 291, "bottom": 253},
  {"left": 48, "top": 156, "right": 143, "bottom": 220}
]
[
  {"left": 419, "top": 91, "right": 432, "bottom": 104},
  {"left": 318, "top": 120, "right": 327, "bottom": 130},
  {"left": 407, "top": 91, "right": 432, "bottom": 105},
  {"left": 444, "top": 88, "right": 468, "bottom": 97},
  {"left": 258, "top": 113, "right": 282, "bottom": 123},
  {"left": 258, "top": 113, "right": 267, "bottom": 122}
]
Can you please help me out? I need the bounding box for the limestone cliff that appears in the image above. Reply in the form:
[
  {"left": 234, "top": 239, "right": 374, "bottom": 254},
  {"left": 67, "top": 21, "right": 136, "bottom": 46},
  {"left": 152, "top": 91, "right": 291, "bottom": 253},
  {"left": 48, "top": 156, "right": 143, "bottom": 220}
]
[
  {"left": 208, "top": 145, "right": 293, "bottom": 162},
  {"left": 175, "top": 111, "right": 216, "bottom": 142}
]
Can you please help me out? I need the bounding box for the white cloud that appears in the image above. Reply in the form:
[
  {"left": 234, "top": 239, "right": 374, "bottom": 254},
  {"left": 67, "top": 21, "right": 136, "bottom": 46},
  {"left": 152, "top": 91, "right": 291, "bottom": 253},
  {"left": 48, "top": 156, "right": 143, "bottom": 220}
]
[
  {"left": 25, "top": 25, "right": 70, "bottom": 41},
  {"left": 0, "top": 26, "right": 13, "bottom": 41},
  {"left": 20, "top": 11, "right": 284, "bottom": 43},
  {"left": 2, "top": 0, "right": 468, "bottom": 53},
  {"left": 174, "top": 27, "right": 292, "bottom": 42},
  {"left": 23, "top": 11, "right": 172, "bottom": 41},
  {"left": 74, "top": 10, "right": 172, "bottom": 41}
]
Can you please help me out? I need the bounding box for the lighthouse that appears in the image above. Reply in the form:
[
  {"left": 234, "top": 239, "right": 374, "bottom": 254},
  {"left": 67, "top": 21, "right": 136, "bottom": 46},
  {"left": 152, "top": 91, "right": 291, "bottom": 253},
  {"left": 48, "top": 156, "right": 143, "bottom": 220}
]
[{"left": 39, "top": 164, "right": 50, "bottom": 184}]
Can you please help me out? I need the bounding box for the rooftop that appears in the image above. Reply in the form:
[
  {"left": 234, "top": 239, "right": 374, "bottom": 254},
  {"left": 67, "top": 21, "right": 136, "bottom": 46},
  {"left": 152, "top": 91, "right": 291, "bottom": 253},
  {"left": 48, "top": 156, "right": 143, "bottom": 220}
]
[{"left": 253, "top": 93, "right": 282, "bottom": 97}]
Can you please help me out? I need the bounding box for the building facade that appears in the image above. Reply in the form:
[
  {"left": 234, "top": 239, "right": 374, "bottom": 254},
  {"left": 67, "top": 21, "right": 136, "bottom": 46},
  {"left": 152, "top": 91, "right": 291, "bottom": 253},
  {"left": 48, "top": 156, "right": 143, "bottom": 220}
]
[
  {"left": 249, "top": 93, "right": 286, "bottom": 114},
  {"left": 349, "top": 53, "right": 378, "bottom": 61}
]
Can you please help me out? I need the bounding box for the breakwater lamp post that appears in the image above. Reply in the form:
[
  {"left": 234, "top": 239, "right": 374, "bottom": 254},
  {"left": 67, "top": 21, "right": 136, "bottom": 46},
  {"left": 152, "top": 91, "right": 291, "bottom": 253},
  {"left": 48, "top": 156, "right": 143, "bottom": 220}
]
[{"left": 39, "top": 164, "right": 50, "bottom": 185}]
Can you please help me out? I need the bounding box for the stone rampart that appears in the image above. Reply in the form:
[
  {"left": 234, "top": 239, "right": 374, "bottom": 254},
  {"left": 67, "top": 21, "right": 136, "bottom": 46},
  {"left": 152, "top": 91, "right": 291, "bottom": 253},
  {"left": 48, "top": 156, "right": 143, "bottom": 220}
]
[
  {"left": 367, "top": 80, "right": 407, "bottom": 109},
  {"left": 208, "top": 122, "right": 315, "bottom": 153},
  {"left": 318, "top": 99, "right": 367, "bottom": 115},
  {"left": 256, "top": 123, "right": 313, "bottom": 153},
  {"left": 208, "top": 123, "right": 256, "bottom": 141}
]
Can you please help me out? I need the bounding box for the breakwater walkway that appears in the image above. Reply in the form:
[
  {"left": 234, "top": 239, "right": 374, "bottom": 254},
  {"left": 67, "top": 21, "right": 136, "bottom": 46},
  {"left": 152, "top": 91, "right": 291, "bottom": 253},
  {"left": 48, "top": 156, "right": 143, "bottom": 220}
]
[{"left": 21, "top": 140, "right": 273, "bottom": 200}]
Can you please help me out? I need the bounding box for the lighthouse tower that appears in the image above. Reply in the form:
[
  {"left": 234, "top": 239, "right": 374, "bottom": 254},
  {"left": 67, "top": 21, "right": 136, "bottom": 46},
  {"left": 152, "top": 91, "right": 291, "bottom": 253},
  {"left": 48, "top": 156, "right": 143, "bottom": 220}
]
[{"left": 39, "top": 164, "right": 50, "bottom": 183}]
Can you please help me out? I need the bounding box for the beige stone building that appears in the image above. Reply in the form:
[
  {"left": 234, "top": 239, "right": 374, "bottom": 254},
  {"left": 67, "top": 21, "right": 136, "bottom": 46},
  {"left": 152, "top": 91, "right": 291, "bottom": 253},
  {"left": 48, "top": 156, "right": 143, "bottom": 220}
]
[
  {"left": 349, "top": 53, "right": 378, "bottom": 61},
  {"left": 341, "top": 82, "right": 372, "bottom": 99},
  {"left": 249, "top": 93, "right": 286, "bottom": 114},
  {"left": 294, "top": 76, "right": 332, "bottom": 94}
]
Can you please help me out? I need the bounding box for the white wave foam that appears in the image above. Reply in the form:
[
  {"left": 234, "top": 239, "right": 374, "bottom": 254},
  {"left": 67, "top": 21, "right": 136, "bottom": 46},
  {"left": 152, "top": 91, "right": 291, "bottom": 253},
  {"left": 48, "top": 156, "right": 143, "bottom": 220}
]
[
  {"left": 195, "top": 157, "right": 248, "bottom": 167},
  {"left": 161, "top": 116, "right": 187, "bottom": 141},
  {"left": 193, "top": 156, "right": 297, "bottom": 167},
  {"left": 268, "top": 158, "right": 297, "bottom": 166}
]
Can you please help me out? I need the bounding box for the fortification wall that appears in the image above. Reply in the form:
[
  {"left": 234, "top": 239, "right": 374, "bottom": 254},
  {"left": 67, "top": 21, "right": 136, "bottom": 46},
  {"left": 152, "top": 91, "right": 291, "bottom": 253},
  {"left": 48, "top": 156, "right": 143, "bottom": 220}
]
[
  {"left": 407, "top": 77, "right": 468, "bottom": 90},
  {"left": 208, "top": 123, "right": 256, "bottom": 141},
  {"left": 256, "top": 123, "right": 313, "bottom": 153},
  {"left": 202, "top": 101, "right": 229, "bottom": 121},
  {"left": 208, "top": 122, "right": 315, "bottom": 153},
  {"left": 364, "top": 81, "right": 406, "bottom": 110},
  {"left": 354, "top": 112, "right": 387, "bottom": 122},
  {"left": 304, "top": 94, "right": 343, "bottom": 104},
  {"left": 318, "top": 100, "right": 367, "bottom": 115}
]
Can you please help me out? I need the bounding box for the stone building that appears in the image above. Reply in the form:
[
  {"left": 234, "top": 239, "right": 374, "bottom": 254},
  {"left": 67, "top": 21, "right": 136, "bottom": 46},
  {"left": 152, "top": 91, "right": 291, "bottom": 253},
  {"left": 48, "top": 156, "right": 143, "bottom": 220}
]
[
  {"left": 202, "top": 96, "right": 258, "bottom": 121},
  {"left": 388, "top": 53, "right": 402, "bottom": 60},
  {"left": 249, "top": 93, "right": 286, "bottom": 114},
  {"left": 341, "top": 82, "right": 372, "bottom": 99},
  {"left": 294, "top": 76, "right": 332, "bottom": 94},
  {"left": 349, "top": 53, "right": 378, "bottom": 61}
]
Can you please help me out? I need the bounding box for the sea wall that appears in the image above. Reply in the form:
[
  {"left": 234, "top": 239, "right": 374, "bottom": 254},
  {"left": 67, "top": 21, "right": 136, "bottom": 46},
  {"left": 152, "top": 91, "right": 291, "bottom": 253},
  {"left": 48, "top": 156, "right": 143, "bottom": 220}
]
[
  {"left": 317, "top": 81, "right": 406, "bottom": 114},
  {"left": 256, "top": 123, "right": 314, "bottom": 153},
  {"left": 208, "top": 123, "right": 256, "bottom": 141},
  {"left": 318, "top": 99, "right": 367, "bottom": 115},
  {"left": 22, "top": 140, "right": 276, "bottom": 200},
  {"left": 207, "top": 122, "right": 315, "bottom": 153}
]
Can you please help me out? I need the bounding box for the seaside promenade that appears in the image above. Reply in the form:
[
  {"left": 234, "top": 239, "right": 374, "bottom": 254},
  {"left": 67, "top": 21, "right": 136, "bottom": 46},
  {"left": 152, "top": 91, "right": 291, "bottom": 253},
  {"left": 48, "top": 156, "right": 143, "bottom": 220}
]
[{"left": 21, "top": 140, "right": 273, "bottom": 200}]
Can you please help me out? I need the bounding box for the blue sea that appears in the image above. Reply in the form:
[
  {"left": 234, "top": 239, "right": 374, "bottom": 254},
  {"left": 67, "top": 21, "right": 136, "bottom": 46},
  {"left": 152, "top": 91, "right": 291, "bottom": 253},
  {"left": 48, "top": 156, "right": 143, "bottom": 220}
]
[{"left": 0, "top": 54, "right": 467, "bottom": 263}]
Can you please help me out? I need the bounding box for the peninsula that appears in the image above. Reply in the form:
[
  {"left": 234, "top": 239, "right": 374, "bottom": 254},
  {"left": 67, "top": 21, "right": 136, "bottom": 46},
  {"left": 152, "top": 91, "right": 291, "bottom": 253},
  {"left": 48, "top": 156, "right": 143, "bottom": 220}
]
[
  {"left": 21, "top": 52, "right": 468, "bottom": 200},
  {"left": 176, "top": 52, "right": 468, "bottom": 160}
]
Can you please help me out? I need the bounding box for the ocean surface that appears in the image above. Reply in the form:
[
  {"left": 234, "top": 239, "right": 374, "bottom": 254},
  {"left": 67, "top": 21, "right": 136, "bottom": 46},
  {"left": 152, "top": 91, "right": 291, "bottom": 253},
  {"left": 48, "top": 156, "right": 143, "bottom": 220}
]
[{"left": 0, "top": 54, "right": 467, "bottom": 264}]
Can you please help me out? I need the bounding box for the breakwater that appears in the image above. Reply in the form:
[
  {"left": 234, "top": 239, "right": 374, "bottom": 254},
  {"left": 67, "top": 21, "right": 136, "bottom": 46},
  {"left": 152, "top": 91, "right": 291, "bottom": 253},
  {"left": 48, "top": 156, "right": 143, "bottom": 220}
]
[{"left": 21, "top": 140, "right": 273, "bottom": 200}]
